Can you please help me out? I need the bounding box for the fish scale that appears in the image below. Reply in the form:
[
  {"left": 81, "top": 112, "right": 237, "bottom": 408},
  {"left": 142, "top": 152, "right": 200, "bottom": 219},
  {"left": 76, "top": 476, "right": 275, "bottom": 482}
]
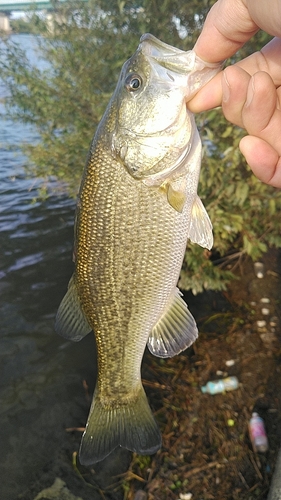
[
  {"left": 55, "top": 33, "right": 220, "bottom": 464},
  {"left": 77, "top": 138, "right": 189, "bottom": 358}
]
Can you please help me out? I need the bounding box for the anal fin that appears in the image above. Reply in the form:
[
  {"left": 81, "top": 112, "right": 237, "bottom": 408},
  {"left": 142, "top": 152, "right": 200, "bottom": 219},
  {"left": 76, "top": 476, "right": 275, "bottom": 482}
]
[
  {"left": 147, "top": 288, "right": 198, "bottom": 358},
  {"left": 55, "top": 274, "right": 91, "bottom": 342}
]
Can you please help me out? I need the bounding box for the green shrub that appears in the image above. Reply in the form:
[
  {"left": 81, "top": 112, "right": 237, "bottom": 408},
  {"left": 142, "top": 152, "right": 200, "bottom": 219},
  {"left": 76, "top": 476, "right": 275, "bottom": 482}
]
[{"left": 1, "top": 1, "right": 279, "bottom": 293}]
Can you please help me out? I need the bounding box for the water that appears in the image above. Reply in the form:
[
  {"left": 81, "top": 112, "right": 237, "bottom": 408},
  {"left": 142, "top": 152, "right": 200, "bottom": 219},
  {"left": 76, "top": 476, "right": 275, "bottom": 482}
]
[{"left": 0, "top": 34, "right": 103, "bottom": 499}]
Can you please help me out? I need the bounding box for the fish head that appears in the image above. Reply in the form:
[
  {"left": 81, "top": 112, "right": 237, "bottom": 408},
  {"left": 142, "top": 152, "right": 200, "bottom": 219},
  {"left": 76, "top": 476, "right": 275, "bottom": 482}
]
[{"left": 110, "top": 33, "right": 220, "bottom": 184}]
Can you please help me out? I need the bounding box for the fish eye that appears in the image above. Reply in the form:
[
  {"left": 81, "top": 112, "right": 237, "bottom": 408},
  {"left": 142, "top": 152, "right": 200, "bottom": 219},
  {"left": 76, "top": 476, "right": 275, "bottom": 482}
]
[{"left": 125, "top": 73, "right": 142, "bottom": 92}]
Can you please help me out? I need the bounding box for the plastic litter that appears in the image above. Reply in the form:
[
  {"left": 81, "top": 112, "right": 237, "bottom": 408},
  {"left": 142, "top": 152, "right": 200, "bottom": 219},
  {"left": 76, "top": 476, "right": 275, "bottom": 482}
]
[
  {"left": 249, "top": 412, "right": 269, "bottom": 453},
  {"left": 201, "top": 376, "right": 239, "bottom": 395}
]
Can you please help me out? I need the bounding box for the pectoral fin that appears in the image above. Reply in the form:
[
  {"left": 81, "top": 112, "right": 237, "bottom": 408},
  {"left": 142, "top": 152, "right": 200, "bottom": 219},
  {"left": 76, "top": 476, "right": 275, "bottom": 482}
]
[
  {"left": 55, "top": 275, "right": 91, "bottom": 341},
  {"left": 166, "top": 183, "right": 187, "bottom": 213},
  {"left": 188, "top": 195, "right": 213, "bottom": 250},
  {"left": 147, "top": 288, "right": 198, "bottom": 358}
]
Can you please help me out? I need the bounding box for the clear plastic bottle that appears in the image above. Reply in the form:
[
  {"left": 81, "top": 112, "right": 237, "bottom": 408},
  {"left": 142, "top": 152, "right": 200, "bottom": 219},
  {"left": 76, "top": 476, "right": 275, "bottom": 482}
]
[
  {"left": 249, "top": 412, "right": 269, "bottom": 452},
  {"left": 201, "top": 376, "right": 239, "bottom": 395}
]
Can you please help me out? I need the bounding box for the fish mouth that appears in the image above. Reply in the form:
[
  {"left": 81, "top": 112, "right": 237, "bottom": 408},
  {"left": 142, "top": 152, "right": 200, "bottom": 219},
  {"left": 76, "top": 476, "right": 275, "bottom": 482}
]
[
  {"left": 140, "top": 33, "right": 222, "bottom": 100},
  {"left": 138, "top": 34, "right": 195, "bottom": 93},
  {"left": 139, "top": 33, "right": 196, "bottom": 72}
]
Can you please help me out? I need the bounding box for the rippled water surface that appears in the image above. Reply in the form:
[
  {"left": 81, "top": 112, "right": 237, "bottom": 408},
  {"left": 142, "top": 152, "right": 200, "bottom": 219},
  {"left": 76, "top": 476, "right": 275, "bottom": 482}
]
[{"left": 0, "top": 34, "right": 100, "bottom": 499}]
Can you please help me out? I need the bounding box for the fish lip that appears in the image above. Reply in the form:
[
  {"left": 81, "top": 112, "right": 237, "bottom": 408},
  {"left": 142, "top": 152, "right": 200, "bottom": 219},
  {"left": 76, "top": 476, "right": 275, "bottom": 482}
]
[
  {"left": 139, "top": 33, "right": 223, "bottom": 100},
  {"left": 139, "top": 33, "right": 196, "bottom": 74},
  {"left": 140, "top": 33, "right": 188, "bottom": 59},
  {"left": 140, "top": 33, "right": 222, "bottom": 71}
]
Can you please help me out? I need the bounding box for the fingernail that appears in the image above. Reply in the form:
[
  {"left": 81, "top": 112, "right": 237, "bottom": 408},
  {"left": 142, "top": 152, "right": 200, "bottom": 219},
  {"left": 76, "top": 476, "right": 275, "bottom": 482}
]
[
  {"left": 222, "top": 70, "right": 230, "bottom": 102},
  {"left": 246, "top": 76, "right": 255, "bottom": 107}
]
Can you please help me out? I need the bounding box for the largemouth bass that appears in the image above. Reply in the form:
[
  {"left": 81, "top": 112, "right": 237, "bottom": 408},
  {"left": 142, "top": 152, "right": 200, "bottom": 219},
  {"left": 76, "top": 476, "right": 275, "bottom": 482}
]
[{"left": 55, "top": 34, "right": 220, "bottom": 465}]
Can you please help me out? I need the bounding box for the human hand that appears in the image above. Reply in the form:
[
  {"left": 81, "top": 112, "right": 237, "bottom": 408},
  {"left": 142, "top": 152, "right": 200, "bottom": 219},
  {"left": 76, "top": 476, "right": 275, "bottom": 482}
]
[{"left": 188, "top": 0, "right": 281, "bottom": 187}]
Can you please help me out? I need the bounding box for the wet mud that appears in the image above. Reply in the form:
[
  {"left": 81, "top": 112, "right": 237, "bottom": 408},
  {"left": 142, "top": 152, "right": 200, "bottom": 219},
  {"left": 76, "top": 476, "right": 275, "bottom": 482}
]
[{"left": 1, "top": 248, "right": 280, "bottom": 500}]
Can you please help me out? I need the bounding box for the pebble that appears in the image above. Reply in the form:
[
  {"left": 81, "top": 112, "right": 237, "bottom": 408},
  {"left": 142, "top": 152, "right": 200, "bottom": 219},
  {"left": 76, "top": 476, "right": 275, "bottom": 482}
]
[
  {"left": 254, "top": 262, "right": 264, "bottom": 279},
  {"left": 225, "top": 359, "right": 235, "bottom": 367},
  {"left": 134, "top": 491, "right": 147, "bottom": 500},
  {"left": 260, "top": 297, "right": 270, "bottom": 303},
  {"left": 260, "top": 332, "right": 276, "bottom": 344},
  {"left": 261, "top": 308, "right": 270, "bottom": 315},
  {"left": 270, "top": 317, "right": 278, "bottom": 327},
  {"left": 179, "top": 494, "right": 192, "bottom": 500}
]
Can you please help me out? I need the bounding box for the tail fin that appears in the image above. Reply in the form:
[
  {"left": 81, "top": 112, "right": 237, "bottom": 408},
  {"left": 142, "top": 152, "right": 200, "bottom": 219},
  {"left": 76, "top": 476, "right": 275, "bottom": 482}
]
[{"left": 79, "top": 385, "right": 161, "bottom": 465}]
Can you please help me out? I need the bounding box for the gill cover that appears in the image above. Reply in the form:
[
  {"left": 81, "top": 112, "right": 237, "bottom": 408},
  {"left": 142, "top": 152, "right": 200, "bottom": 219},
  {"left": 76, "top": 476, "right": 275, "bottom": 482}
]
[{"left": 112, "top": 33, "right": 221, "bottom": 181}]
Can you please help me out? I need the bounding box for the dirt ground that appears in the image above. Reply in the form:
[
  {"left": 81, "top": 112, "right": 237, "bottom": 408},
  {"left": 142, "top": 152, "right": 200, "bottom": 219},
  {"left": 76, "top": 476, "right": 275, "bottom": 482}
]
[{"left": 24, "top": 249, "right": 281, "bottom": 500}]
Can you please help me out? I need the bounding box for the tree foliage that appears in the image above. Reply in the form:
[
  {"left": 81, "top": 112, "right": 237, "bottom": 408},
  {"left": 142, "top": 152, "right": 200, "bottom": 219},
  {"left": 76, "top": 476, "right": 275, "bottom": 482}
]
[{"left": 1, "top": 1, "right": 280, "bottom": 293}]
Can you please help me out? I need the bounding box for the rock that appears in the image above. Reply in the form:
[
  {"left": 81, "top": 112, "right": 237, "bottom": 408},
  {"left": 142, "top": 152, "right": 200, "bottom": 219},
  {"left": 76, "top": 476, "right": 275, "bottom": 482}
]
[{"left": 33, "top": 478, "right": 83, "bottom": 500}]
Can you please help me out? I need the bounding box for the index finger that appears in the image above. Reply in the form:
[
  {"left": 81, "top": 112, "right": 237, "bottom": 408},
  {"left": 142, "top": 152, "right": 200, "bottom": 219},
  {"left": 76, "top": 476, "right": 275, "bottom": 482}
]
[
  {"left": 194, "top": 0, "right": 259, "bottom": 63},
  {"left": 188, "top": 37, "right": 281, "bottom": 113}
]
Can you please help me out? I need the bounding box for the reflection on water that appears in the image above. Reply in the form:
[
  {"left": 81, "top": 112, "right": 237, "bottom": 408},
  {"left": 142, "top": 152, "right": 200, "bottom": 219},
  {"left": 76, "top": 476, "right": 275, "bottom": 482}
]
[{"left": 0, "top": 34, "right": 99, "bottom": 499}]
